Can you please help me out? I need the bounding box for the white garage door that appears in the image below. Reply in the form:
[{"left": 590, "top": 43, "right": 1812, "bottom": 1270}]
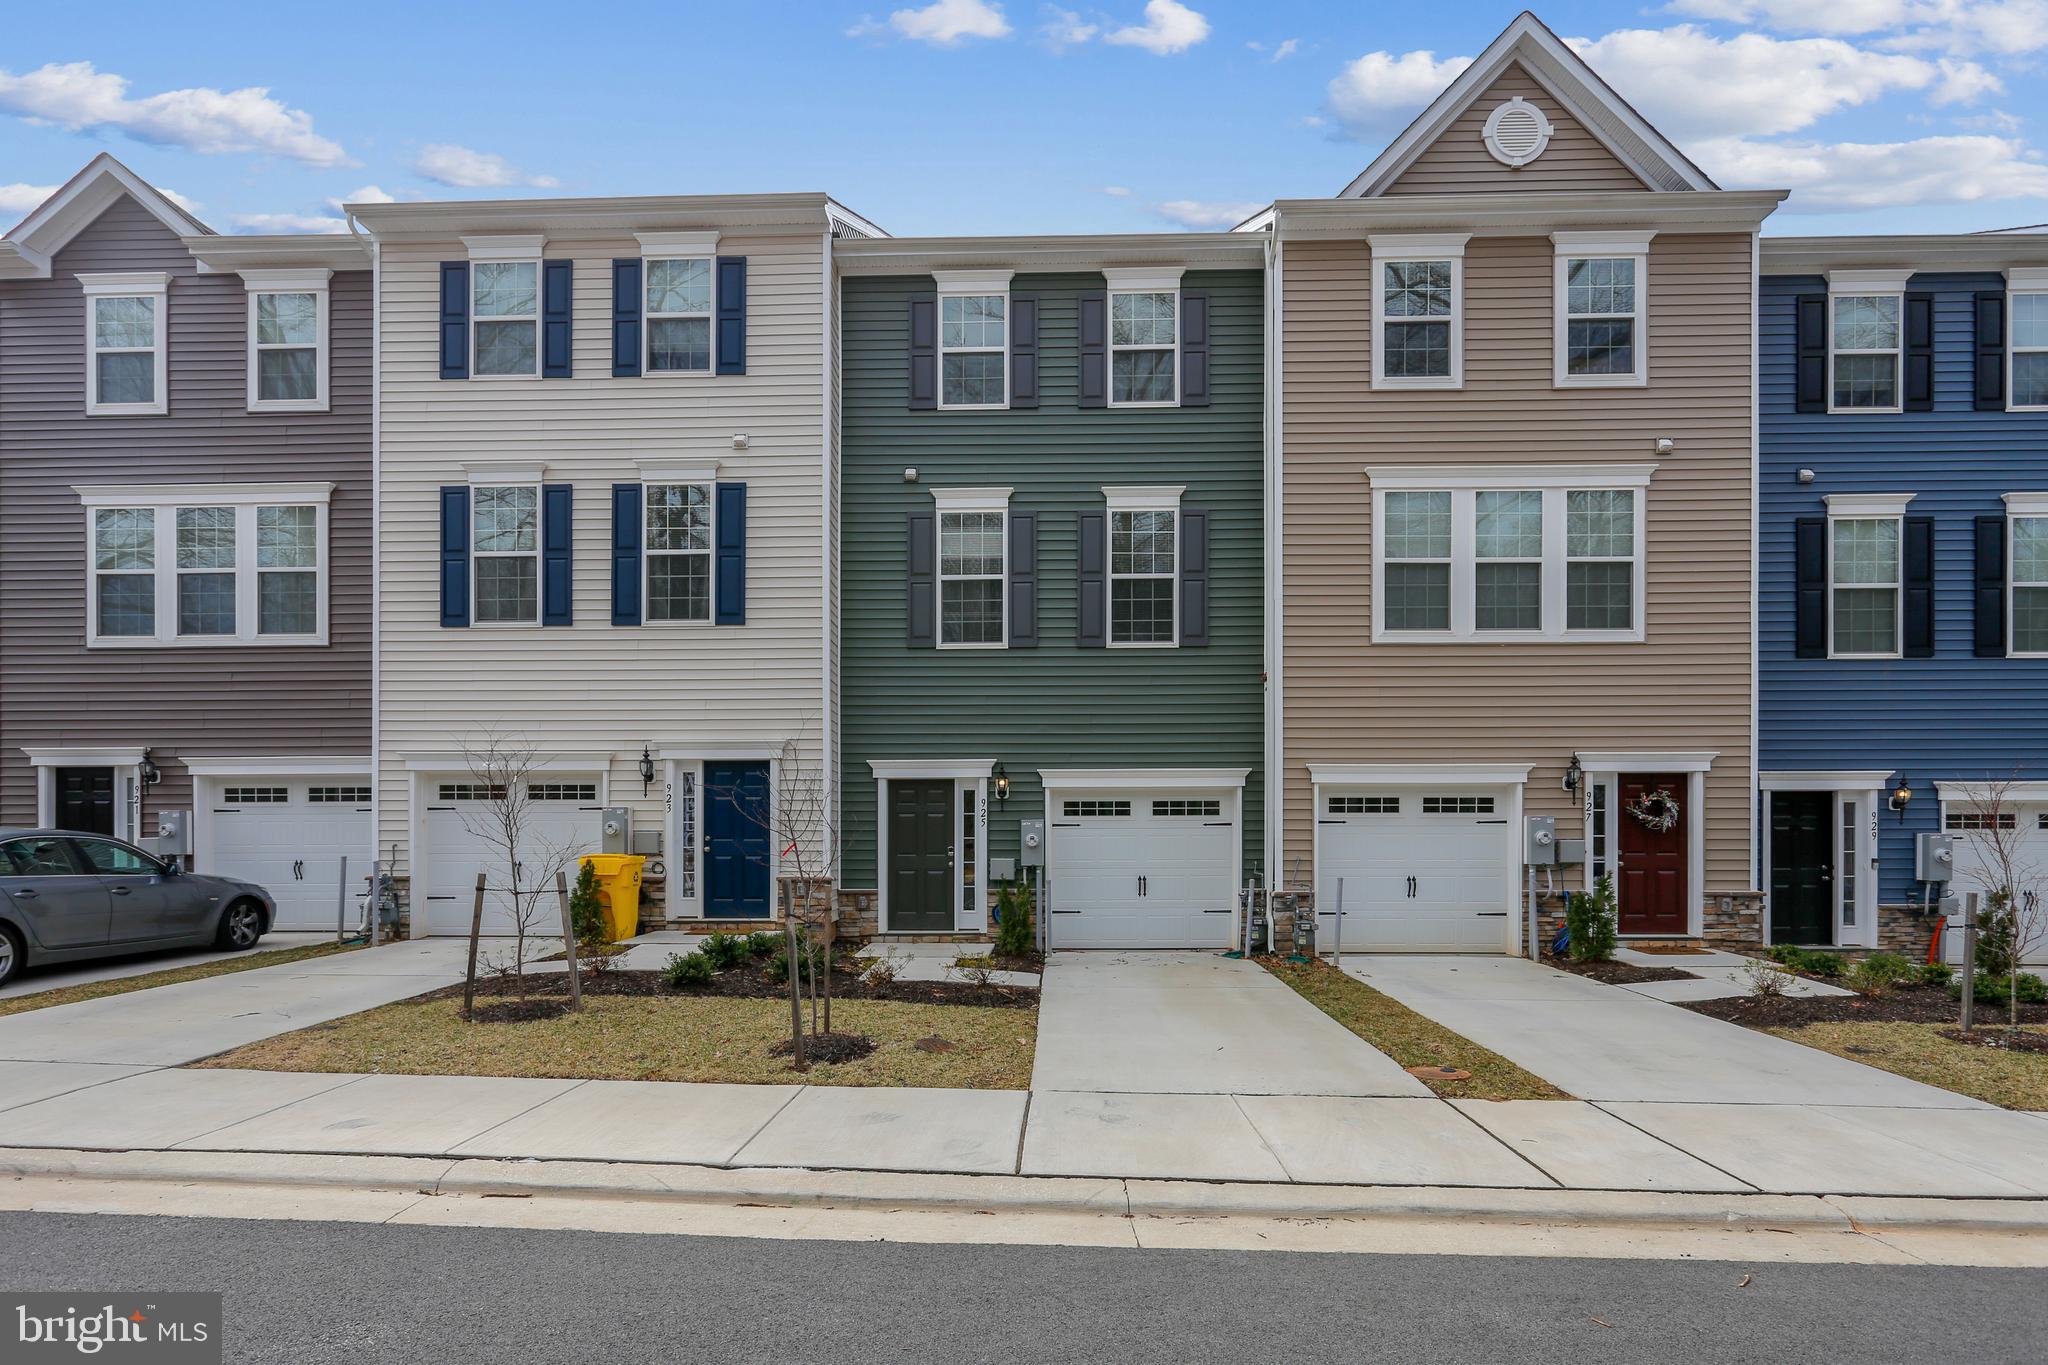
[
  {"left": 1947, "top": 803, "right": 2048, "bottom": 967},
  {"left": 1049, "top": 791, "right": 1238, "bottom": 949},
  {"left": 420, "top": 778, "right": 603, "bottom": 936},
  {"left": 1317, "top": 787, "right": 1514, "bottom": 953},
  {"left": 206, "top": 780, "right": 372, "bottom": 931}
]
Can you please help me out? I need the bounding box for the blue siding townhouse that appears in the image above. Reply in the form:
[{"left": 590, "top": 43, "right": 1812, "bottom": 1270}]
[{"left": 1759, "top": 236, "right": 2048, "bottom": 958}]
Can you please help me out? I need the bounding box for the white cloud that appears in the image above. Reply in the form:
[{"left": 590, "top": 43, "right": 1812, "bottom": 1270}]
[
  {"left": 1268, "top": 38, "right": 1301, "bottom": 62},
  {"left": 412, "top": 144, "right": 559, "bottom": 190},
  {"left": 1667, "top": 0, "right": 2048, "bottom": 55},
  {"left": 1104, "top": 1, "right": 1210, "bottom": 55},
  {"left": 1662, "top": 0, "right": 1918, "bottom": 33},
  {"left": 1040, "top": 6, "right": 1098, "bottom": 48},
  {"left": 328, "top": 184, "right": 396, "bottom": 212},
  {"left": 233, "top": 210, "right": 349, "bottom": 234},
  {"left": 1097, "top": 184, "right": 1133, "bottom": 196},
  {"left": 1698, "top": 132, "right": 2048, "bottom": 208},
  {"left": 0, "top": 182, "right": 58, "bottom": 216},
  {"left": 1152, "top": 198, "right": 1263, "bottom": 228},
  {"left": 1324, "top": 49, "right": 1474, "bottom": 140},
  {"left": 862, "top": 0, "right": 1013, "bottom": 45},
  {"left": 0, "top": 61, "right": 350, "bottom": 167}
]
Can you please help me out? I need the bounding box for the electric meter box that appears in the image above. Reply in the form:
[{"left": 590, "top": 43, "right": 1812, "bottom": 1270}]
[
  {"left": 153, "top": 809, "right": 191, "bottom": 857},
  {"left": 1524, "top": 815, "right": 1557, "bottom": 865},
  {"left": 600, "top": 807, "right": 631, "bottom": 854},
  {"left": 1915, "top": 832, "right": 1955, "bottom": 883},
  {"left": 1018, "top": 819, "right": 1045, "bottom": 867}
]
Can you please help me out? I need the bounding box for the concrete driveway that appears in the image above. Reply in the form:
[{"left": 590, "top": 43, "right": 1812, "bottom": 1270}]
[{"left": 1344, "top": 955, "right": 1983, "bottom": 1109}]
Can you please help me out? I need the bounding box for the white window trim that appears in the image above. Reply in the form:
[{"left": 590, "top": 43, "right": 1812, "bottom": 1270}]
[
  {"left": 80, "top": 271, "right": 169, "bottom": 417},
  {"left": 1105, "top": 266, "right": 1183, "bottom": 410},
  {"left": 2005, "top": 491, "right": 2048, "bottom": 658},
  {"left": 243, "top": 269, "right": 331, "bottom": 414},
  {"left": 471, "top": 481, "right": 542, "bottom": 628},
  {"left": 934, "top": 270, "right": 1013, "bottom": 411},
  {"left": 639, "top": 231, "right": 720, "bottom": 378},
  {"left": 932, "top": 486, "right": 1012, "bottom": 651},
  {"left": 74, "top": 482, "right": 333, "bottom": 649},
  {"left": 643, "top": 479, "right": 716, "bottom": 627},
  {"left": 1823, "top": 492, "right": 1913, "bottom": 661},
  {"left": 1366, "top": 464, "right": 1652, "bottom": 644},
  {"left": 1369, "top": 234, "right": 1468, "bottom": 391},
  {"left": 463, "top": 237, "right": 544, "bottom": 381},
  {"left": 2010, "top": 268, "right": 2048, "bottom": 414},
  {"left": 1826, "top": 270, "right": 1910, "bottom": 416},
  {"left": 1104, "top": 485, "right": 1183, "bottom": 649},
  {"left": 1551, "top": 232, "right": 1652, "bottom": 389}
]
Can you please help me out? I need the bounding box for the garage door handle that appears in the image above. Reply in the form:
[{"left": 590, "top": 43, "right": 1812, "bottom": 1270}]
[{"left": 1476, "top": 911, "right": 1509, "bottom": 917}]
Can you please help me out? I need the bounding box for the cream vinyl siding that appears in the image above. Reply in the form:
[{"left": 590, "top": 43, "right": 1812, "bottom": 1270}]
[
  {"left": 1280, "top": 233, "right": 1755, "bottom": 894},
  {"left": 376, "top": 231, "right": 828, "bottom": 874},
  {"left": 1385, "top": 66, "right": 1650, "bottom": 196}
]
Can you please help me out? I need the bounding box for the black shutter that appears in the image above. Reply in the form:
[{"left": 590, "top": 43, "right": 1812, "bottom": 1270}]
[
  {"left": 1975, "top": 515, "right": 2007, "bottom": 657},
  {"left": 1179, "top": 509, "right": 1209, "bottom": 645},
  {"left": 439, "top": 486, "right": 470, "bottom": 627},
  {"left": 1078, "top": 292, "right": 1107, "bottom": 409},
  {"left": 542, "top": 259, "right": 573, "bottom": 378},
  {"left": 1976, "top": 292, "right": 2007, "bottom": 411},
  {"left": 611, "top": 484, "right": 642, "bottom": 626},
  {"left": 611, "top": 259, "right": 642, "bottom": 377},
  {"left": 439, "top": 262, "right": 469, "bottom": 380},
  {"left": 1008, "top": 512, "right": 1037, "bottom": 647},
  {"left": 906, "top": 511, "right": 936, "bottom": 647},
  {"left": 1903, "top": 516, "right": 1934, "bottom": 657},
  {"left": 1794, "top": 516, "right": 1827, "bottom": 658},
  {"left": 1009, "top": 295, "right": 1039, "bottom": 409},
  {"left": 1077, "top": 511, "right": 1106, "bottom": 646},
  {"left": 715, "top": 256, "right": 746, "bottom": 375},
  {"left": 541, "top": 483, "right": 573, "bottom": 625},
  {"left": 714, "top": 482, "right": 747, "bottom": 625},
  {"left": 908, "top": 297, "right": 936, "bottom": 410},
  {"left": 1903, "top": 292, "right": 1934, "bottom": 412},
  {"left": 1795, "top": 293, "right": 1827, "bottom": 413},
  {"left": 1181, "top": 292, "right": 1210, "bottom": 407}
]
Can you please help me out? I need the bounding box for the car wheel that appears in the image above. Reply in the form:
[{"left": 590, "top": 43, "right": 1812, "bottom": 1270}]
[
  {"left": 0, "top": 925, "right": 21, "bottom": 987},
  {"left": 216, "top": 900, "right": 264, "bottom": 952}
]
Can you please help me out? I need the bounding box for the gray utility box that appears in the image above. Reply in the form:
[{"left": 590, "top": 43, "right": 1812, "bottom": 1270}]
[
  {"left": 1915, "top": 832, "right": 1955, "bottom": 883},
  {"left": 1554, "top": 837, "right": 1587, "bottom": 866},
  {"left": 1523, "top": 815, "right": 1557, "bottom": 865},
  {"left": 600, "top": 807, "right": 631, "bottom": 854},
  {"left": 1018, "top": 819, "right": 1045, "bottom": 867},
  {"left": 152, "top": 809, "right": 192, "bottom": 857},
  {"left": 630, "top": 828, "right": 662, "bottom": 857},
  {"left": 988, "top": 856, "right": 1018, "bottom": 883}
]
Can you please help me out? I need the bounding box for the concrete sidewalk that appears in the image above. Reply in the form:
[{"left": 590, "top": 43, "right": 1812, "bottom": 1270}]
[{"left": 0, "top": 932, "right": 335, "bottom": 1001}]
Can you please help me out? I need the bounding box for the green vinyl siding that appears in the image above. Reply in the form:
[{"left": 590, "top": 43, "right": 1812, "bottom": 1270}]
[{"left": 840, "top": 270, "right": 1264, "bottom": 889}]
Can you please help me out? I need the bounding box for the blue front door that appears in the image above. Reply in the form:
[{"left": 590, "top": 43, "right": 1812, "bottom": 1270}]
[{"left": 703, "top": 760, "right": 771, "bottom": 918}]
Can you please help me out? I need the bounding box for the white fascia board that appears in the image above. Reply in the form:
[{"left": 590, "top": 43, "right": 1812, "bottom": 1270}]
[
  {"left": 73, "top": 481, "right": 335, "bottom": 507},
  {"left": 1273, "top": 191, "right": 1785, "bottom": 242},
  {"left": 1365, "top": 463, "right": 1655, "bottom": 490},
  {"left": 186, "top": 236, "right": 369, "bottom": 276},
  {"left": 636, "top": 229, "right": 720, "bottom": 256},
  {"left": 1824, "top": 492, "right": 1916, "bottom": 516},
  {"left": 1038, "top": 768, "right": 1249, "bottom": 790},
  {"left": 1367, "top": 233, "right": 1470, "bottom": 258},
  {"left": 461, "top": 234, "right": 546, "bottom": 261},
  {"left": 932, "top": 269, "right": 1014, "bottom": 294},
  {"left": 1763, "top": 236, "right": 2048, "bottom": 276},
  {"left": 931, "top": 486, "right": 1013, "bottom": 511},
  {"left": 237, "top": 268, "right": 333, "bottom": 292},
  {"left": 1552, "top": 230, "right": 1655, "bottom": 255},
  {"left": 2003, "top": 492, "right": 2048, "bottom": 516},
  {"left": 1102, "top": 485, "right": 1186, "bottom": 509},
  {"left": 1827, "top": 268, "right": 1911, "bottom": 295},
  {"left": 1309, "top": 764, "right": 1532, "bottom": 787}
]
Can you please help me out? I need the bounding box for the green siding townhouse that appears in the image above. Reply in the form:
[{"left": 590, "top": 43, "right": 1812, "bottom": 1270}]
[{"left": 834, "top": 235, "right": 1267, "bottom": 947}]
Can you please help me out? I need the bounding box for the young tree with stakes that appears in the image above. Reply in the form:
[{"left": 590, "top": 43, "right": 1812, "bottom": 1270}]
[
  {"left": 1951, "top": 773, "right": 2048, "bottom": 1032},
  {"left": 456, "top": 732, "right": 580, "bottom": 1006}
]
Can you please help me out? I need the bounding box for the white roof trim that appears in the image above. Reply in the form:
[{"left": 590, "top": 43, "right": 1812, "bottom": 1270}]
[
  {"left": 1039, "top": 768, "right": 1249, "bottom": 790},
  {"left": 182, "top": 755, "right": 372, "bottom": 777},
  {"left": 1309, "top": 763, "right": 1532, "bottom": 787},
  {"left": 1825, "top": 493, "right": 1915, "bottom": 516},
  {"left": 1759, "top": 770, "right": 1896, "bottom": 793},
  {"left": 1, "top": 154, "right": 212, "bottom": 279}
]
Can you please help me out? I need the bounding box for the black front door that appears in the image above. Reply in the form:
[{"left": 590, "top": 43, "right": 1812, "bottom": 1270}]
[
  {"left": 55, "top": 768, "right": 116, "bottom": 836},
  {"left": 888, "top": 780, "right": 955, "bottom": 931},
  {"left": 1769, "top": 792, "right": 1834, "bottom": 945}
]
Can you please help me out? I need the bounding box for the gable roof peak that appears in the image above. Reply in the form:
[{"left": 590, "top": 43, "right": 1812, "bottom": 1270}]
[{"left": 0, "top": 154, "right": 214, "bottom": 279}]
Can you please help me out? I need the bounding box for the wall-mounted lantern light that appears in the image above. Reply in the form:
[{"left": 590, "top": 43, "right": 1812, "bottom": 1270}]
[
  {"left": 639, "top": 743, "right": 657, "bottom": 796},
  {"left": 992, "top": 762, "right": 1010, "bottom": 805},
  {"left": 139, "top": 750, "right": 162, "bottom": 786},
  {"left": 1562, "top": 755, "right": 1582, "bottom": 793},
  {"left": 1890, "top": 775, "right": 1913, "bottom": 822}
]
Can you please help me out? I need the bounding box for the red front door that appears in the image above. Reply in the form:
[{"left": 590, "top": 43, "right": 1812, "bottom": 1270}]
[{"left": 1617, "top": 773, "right": 1689, "bottom": 936}]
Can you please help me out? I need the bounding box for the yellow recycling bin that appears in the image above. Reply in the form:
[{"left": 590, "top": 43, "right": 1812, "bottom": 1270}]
[{"left": 579, "top": 854, "right": 646, "bottom": 942}]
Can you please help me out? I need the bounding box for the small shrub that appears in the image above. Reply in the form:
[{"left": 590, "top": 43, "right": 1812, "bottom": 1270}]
[
  {"left": 993, "top": 882, "right": 1035, "bottom": 958},
  {"left": 1976, "top": 889, "right": 2020, "bottom": 980},
  {"left": 766, "top": 930, "right": 827, "bottom": 983},
  {"left": 700, "top": 932, "right": 751, "bottom": 972},
  {"left": 568, "top": 860, "right": 608, "bottom": 946},
  {"left": 1764, "top": 944, "right": 1801, "bottom": 966},
  {"left": 1956, "top": 970, "right": 2048, "bottom": 1005},
  {"left": 743, "top": 931, "right": 781, "bottom": 958},
  {"left": 1850, "top": 952, "right": 1913, "bottom": 997},
  {"left": 1916, "top": 962, "right": 1955, "bottom": 989},
  {"left": 1796, "top": 949, "right": 1847, "bottom": 979},
  {"left": 1743, "top": 956, "right": 1789, "bottom": 998},
  {"left": 860, "top": 951, "right": 903, "bottom": 987},
  {"left": 662, "top": 952, "right": 714, "bottom": 989},
  {"left": 1566, "top": 875, "right": 1619, "bottom": 963}
]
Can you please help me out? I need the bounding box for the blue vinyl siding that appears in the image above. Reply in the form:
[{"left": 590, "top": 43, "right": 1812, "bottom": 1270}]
[{"left": 1760, "top": 272, "right": 2048, "bottom": 904}]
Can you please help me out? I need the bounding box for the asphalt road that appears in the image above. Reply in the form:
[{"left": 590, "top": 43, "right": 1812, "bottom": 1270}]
[{"left": 1, "top": 1212, "right": 2042, "bottom": 1364}]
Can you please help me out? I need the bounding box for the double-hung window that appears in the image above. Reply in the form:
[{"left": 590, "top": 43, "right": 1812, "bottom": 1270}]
[
  {"left": 1824, "top": 494, "right": 1909, "bottom": 658},
  {"left": 80, "top": 272, "right": 169, "bottom": 415},
  {"left": 244, "top": 270, "right": 329, "bottom": 411},
  {"left": 2012, "top": 273, "right": 2048, "bottom": 410},
  {"left": 1370, "top": 467, "right": 1650, "bottom": 642},
  {"left": 645, "top": 482, "right": 713, "bottom": 622},
  {"left": 1370, "top": 235, "right": 1467, "bottom": 389},
  {"left": 1553, "top": 233, "right": 1650, "bottom": 386},
  {"left": 1105, "top": 268, "right": 1182, "bottom": 407},
  {"left": 937, "top": 274, "right": 1009, "bottom": 409},
  {"left": 2008, "top": 495, "right": 2048, "bottom": 656},
  {"left": 646, "top": 258, "right": 713, "bottom": 373},
  {"left": 472, "top": 484, "right": 540, "bottom": 624},
  {"left": 1828, "top": 273, "right": 1906, "bottom": 412},
  {"left": 932, "top": 488, "right": 1009, "bottom": 647},
  {"left": 472, "top": 259, "right": 540, "bottom": 377},
  {"left": 77, "top": 484, "right": 330, "bottom": 646},
  {"left": 1106, "top": 487, "right": 1180, "bottom": 646}
]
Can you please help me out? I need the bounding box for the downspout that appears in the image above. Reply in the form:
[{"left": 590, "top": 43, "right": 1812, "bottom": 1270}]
[
  {"left": 821, "top": 223, "right": 837, "bottom": 885},
  {"left": 349, "top": 208, "right": 386, "bottom": 917},
  {"left": 1264, "top": 226, "right": 1285, "bottom": 896}
]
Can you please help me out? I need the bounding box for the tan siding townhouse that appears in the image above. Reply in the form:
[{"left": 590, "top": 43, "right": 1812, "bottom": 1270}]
[{"left": 1259, "top": 14, "right": 1784, "bottom": 951}]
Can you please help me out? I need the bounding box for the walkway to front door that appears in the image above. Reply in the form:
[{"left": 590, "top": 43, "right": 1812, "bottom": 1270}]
[
  {"left": 703, "top": 761, "right": 771, "bottom": 918},
  {"left": 1769, "top": 791, "right": 1834, "bottom": 944},
  {"left": 1616, "top": 772, "right": 1688, "bottom": 936},
  {"left": 887, "top": 779, "right": 954, "bottom": 931}
]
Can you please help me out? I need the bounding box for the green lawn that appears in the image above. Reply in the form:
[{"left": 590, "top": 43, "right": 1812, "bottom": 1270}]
[{"left": 1766, "top": 1021, "right": 2048, "bottom": 1111}]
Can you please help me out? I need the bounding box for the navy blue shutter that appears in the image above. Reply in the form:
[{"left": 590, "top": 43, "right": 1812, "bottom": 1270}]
[
  {"left": 1902, "top": 516, "right": 1934, "bottom": 657},
  {"left": 611, "top": 259, "right": 642, "bottom": 377},
  {"left": 541, "top": 260, "right": 573, "bottom": 378},
  {"left": 714, "top": 482, "right": 746, "bottom": 625},
  {"left": 1976, "top": 292, "right": 2007, "bottom": 411},
  {"left": 1794, "top": 517, "right": 1826, "bottom": 659},
  {"left": 1180, "top": 510, "right": 1209, "bottom": 646},
  {"left": 1903, "top": 292, "right": 1934, "bottom": 412},
  {"left": 439, "top": 486, "right": 471, "bottom": 627},
  {"left": 1077, "top": 512, "right": 1107, "bottom": 646},
  {"left": 439, "top": 263, "right": 469, "bottom": 380},
  {"left": 1180, "top": 292, "right": 1210, "bottom": 407},
  {"left": 611, "top": 484, "right": 642, "bottom": 626},
  {"left": 1007, "top": 512, "right": 1037, "bottom": 647},
  {"left": 1078, "top": 293, "right": 1108, "bottom": 409},
  {"left": 1794, "top": 294, "right": 1827, "bottom": 413},
  {"left": 1009, "top": 296, "right": 1039, "bottom": 409},
  {"left": 541, "top": 484, "right": 573, "bottom": 626},
  {"left": 908, "top": 298, "right": 936, "bottom": 410},
  {"left": 1975, "top": 515, "right": 2007, "bottom": 657},
  {"left": 906, "top": 512, "right": 936, "bottom": 647},
  {"left": 715, "top": 256, "right": 746, "bottom": 375}
]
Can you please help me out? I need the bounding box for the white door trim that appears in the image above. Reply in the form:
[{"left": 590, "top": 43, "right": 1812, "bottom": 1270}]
[
  {"left": 1588, "top": 760, "right": 1708, "bottom": 939},
  {"left": 873, "top": 764, "right": 989, "bottom": 934},
  {"left": 25, "top": 746, "right": 147, "bottom": 843}
]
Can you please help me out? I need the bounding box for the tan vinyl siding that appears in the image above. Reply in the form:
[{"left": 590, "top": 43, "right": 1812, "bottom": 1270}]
[
  {"left": 1280, "top": 233, "right": 1755, "bottom": 894},
  {"left": 1385, "top": 65, "right": 1650, "bottom": 196}
]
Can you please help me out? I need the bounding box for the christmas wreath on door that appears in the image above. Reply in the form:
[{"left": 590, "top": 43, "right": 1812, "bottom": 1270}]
[{"left": 1625, "top": 787, "right": 1681, "bottom": 834}]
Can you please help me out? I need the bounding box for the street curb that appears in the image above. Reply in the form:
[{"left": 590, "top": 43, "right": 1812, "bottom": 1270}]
[{"left": 5, "top": 1146, "right": 2045, "bottom": 1237}]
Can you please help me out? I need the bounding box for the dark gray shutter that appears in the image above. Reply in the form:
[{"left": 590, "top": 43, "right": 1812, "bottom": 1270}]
[
  {"left": 1976, "top": 515, "right": 2007, "bottom": 657},
  {"left": 541, "top": 483, "right": 573, "bottom": 626},
  {"left": 1009, "top": 295, "right": 1039, "bottom": 409},
  {"left": 1903, "top": 292, "right": 1934, "bottom": 412},
  {"left": 715, "top": 256, "right": 746, "bottom": 375},
  {"left": 542, "top": 260, "right": 573, "bottom": 378},
  {"left": 1795, "top": 294, "right": 1827, "bottom": 413},
  {"left": 1007, "top": 512, "right": 1037, "bottom": 646},
  {"left": 1078, "top": 292, "right": 1107, "bottom": 409},
  {"left": 439, "top": 263, "right": 469, "bottom": 380},
  {"left": 714, "top": 482, "right": 747, "bottom": 625},
  {"left": 1181, "top": 292, "right": 1210, "bottom": 407},
  {"left": 1077, "top": 511, "right": 1107, "bottom": 646},
  {"left": 439, "top": 486, "right": 470, "bottom": 627},
  {"left": 611, "top": 259, "right": 642, "bottom": 377},
  {"left": 1179, "top": 509, "right": 1208, "bottom": 645},
  {"left": 1976, "top": 292, "right": 2007, "bottom": 411},
  {"left": 908, "top": 297, "right": 937, "bottom": 410},
  {"left": 1794, "top": 516, "right": 1826, "bottom": 658},
  {"left": 1903, "top": 516, "right": 1934, "bottom": 657},
  {"left": 611, "top": 484, "right": 642, "bottom": 626},
  {"left": 906, "top": 511, "right": 936, "bottom": 646}
]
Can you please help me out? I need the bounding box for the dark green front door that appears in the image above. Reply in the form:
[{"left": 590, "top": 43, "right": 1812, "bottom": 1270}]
[
  {"left": 888, "top": 780, "right": 954, "bottom": 931},
  {"left": 1769, "top": 792, "right": 1834, "bottom": 945}
]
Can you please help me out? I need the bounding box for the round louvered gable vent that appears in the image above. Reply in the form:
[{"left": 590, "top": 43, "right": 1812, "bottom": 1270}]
[{"left": 1482, "top": 97, "right": 1554, "bottom": 168}]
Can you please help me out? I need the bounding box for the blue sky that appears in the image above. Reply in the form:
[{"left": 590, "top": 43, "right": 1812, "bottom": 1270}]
[{"left": 4, "top": 1, "right": 2047, "bottom": 237}]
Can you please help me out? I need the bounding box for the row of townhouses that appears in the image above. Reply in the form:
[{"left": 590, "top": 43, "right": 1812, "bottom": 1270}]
[{"left": 2, "top": 15, "right": 2043, "bottom": 964}]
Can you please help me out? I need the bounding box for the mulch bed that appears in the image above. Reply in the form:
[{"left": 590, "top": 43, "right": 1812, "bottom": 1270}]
[
  {"left": 1545, "top": 955, "right": 1697, "bottom": 985},
  {"left": 468, "top": 998, "right": 573, "bottom": 1024},
  {"left": 1682, "top": 984, "right": 2048, "bottom": 1030},
  {"left": 768, "top": 1032, "right": 878, "bottom": 1064},
  {"left": 1939, "top": 1027, "right": 2048, "bottom": 1055},
  {"left": 983, "top": 950, "right": 1046, "bottom": 972},
  {"left": 435, "top": 965, "right": 1035, "bottom": 1011}
]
